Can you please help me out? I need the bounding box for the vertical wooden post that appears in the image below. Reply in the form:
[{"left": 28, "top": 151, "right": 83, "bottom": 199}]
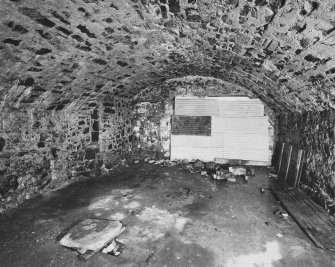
[
  {"left": 277, "top": 143, "right": 285, "bottom": 174},
  {"left": 284, "top": 145, "right": 293, "bottom": 182},
  {"left": 296, "top": 150, "right": 304, "bottom": 187},
  {"left": 293, "top": 149, "right": 302, "bottom": 188}
]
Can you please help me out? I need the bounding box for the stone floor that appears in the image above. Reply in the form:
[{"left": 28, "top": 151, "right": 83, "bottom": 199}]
[{"left": 0, "top": 164, "right": 335, "bottom": 267}]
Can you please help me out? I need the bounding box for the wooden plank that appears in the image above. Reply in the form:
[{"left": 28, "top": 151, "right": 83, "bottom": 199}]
[
  {"left": 204, "top": 96, "right": 251, "bottom": 100},
  {"left": 277, "top": 143, "right": 284, "bottom": 173},
  {"left": 278, "top": 144, "right": 291, "bottom": 181},
  {"left": 284, "top": 145, "right": 292, "bottom": 182},
  {"left": 214, "top": 158, "right": 270, "bottom": 166},
  {"left": 274, "top": 143, "right": 305, "bottom": 189},
  {"left": 175, "top": 97, "right": 264, "bottom": 117},
  {"left": 286, "top": 147, "right": 298, "bottom": 187},
  {"left": 171, "top": 135, "right": 224, "bottom": 148},
  {"left": 170, "top": 135, "right": 224, "bottom": 161},
  {"left": 222, "top": 151, "right": 269, "bottom": 162},
  {"left": 212, "top": 117, "right": 269, "bottom": 134},
  {"left": 218, "top": 102, "right": 264, "bottom": 117},
  {"left": 296, "top": 150, "right": 304, "bottom": 187},
  {"left": 287, "top": 193, "right": 335, "bottom": 245},
  {"left": 223, "top": 133, "right": 269, "bottom": 162},
  {"left": 274, "top": 192, "right": 326, "bottom": 248},
  {"left": 220, "top": 134, "right": 269, "bottom": 149},
  {"left": 171, "top": 116, "right": 211, "bottom": 136},
  {"left": 294, "top": 150, "right": 303, "bottom": 188},
  {"left": 271, "top": 188, "right": 335, "bottom": 250},
  {"left": 170, "top": 147, "right": 224, "bottom": 161},
  {"left": 175, "top": 98, "right": 219, "bottom": 116}
]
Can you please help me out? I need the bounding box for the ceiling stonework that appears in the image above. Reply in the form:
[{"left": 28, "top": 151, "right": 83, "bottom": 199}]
[{"left": 0, "top": 0, "right": 335, "bottom": 112}]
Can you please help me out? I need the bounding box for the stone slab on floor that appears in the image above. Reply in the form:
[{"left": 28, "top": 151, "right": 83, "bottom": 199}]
[{"left": 58, "top": 218, "right": 124, "bottom": 258}]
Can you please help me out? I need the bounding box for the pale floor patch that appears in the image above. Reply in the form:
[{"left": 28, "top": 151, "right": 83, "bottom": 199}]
[
  {"left": 179, "top": 235, "right": 193, "bottom": 244},
  {"left": 226, "top": 240, "right": 282, "bottom": 267},
  {"left": 290, "top": 244, "right": 307, "bottom": 257},
  {"left": 109, "top": 212, "right": 125, "bottom": 221},
  {"left": 123, "top": 201, "right": 141, "bottom": 209},
  {"left": 111, "top": 189, "right": 145, "bottom": 202},
  {"left": 129, "top": 207, "right": 190, "bottom": 241},
  {"left": 88, "top": 196, "right": 117, "bottom": 210},
  {"left": 120, "top": 195, "right": 133, "bottom": 202}
]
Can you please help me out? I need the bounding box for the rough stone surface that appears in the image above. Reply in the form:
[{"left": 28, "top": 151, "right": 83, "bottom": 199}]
[
  {"left": 0, "top": 0, "right": 334, "bottom": 213},
  {"left": 278, "top": 111, "right": 335, "bottom": 216},
  {"left": 0, "top": 96, "right": 132, "bottom": 210},
  {"left": 1, "top": 0, "right": 335, "bottom": 112},
  {"left": 132, "top": 101, "right": 172, "bottom": 159}
]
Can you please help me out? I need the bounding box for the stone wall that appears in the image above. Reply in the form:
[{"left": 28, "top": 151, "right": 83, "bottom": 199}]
[
  {"left": 99, "top": 95, "right": 133, "bottom": 167},
  {"left": 278, "top": 111, "right": 335, "bottom": 215},
  {"left": 0, "top": 92, "right": 132, "bottom": 211},
  {"left": 132, "top": 101, "right": 173, "bottom": 160}
]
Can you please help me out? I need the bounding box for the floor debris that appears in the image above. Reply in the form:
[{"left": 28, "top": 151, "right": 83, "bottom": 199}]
[
  {"left": 246, "top": 167, "right": 255, "bottom": 176},
  {"left": 213, "top": 170, "right": 230, "bottom": 180},
  {"left": 101, "top": 239, "right": 125, "bottom": 256},
  {"left": 200, "top": 171, "right": 208, "bottom": 176},
  {"left": 227, "top": 176, "right": 237, "bottom": 183},
  {"left": 229, "top": 166, "right": 247, "bottom": 176},
  {"left": 161, "top": 159, "right": 258, "bottom": 185},
  {"left": 274, "top": 208, "right": 289, "bottom": 219}
]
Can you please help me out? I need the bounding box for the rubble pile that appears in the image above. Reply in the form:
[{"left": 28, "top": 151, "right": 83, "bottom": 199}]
[{"left": 141, "top": 158, "right": 256, "bottom": 183}]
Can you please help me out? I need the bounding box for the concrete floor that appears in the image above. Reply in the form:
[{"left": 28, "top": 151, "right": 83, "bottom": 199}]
[{"left": 0, "top": 164, "right": 335, "bottom": 267}]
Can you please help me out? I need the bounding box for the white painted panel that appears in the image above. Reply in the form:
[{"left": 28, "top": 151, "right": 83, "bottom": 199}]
[
  {"left": 223, "top": 133, "right": 269, "bottom": 161},
  {"left": 222, "top": 151, "right": 269, "bottom": 161},
  {"left": 171, "top": 135, "right": 224, "bottom": 148},
  {"left": 175, "top": 97, "right": 264, "bottom": 117},
  {"left": 212, "top": 117, "right": 269, "bottom": 134},
  {"left": 205, "top": 96, "right": 251, "bottom": 100},
  {"left": 175, "top": 98, "right": 219, "bottom": 116},
  {"left": 178, "top": 96, "right": 251, "bottom": 100},
  {"left": 171, "top": 97, "right": 270, "bottom": 162},
  {"left": 218, "top": 102, "right": 264, "bottom": 117},
  {"left": 215, "top": 158, "right": 270, "bottom": 166},
  {"left": 170, "top": 135, "right": 224, "bottom": 161},
  {"left": 171, "top": 147, "right": 224, "bottom": 161},
  {"left": 221, "top": 134, "right": 269, "bottom": 149}
]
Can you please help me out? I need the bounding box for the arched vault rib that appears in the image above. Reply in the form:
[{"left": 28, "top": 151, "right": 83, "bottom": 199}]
[{"left": 1, "top": 0, "right": 335, "bottom": 112}]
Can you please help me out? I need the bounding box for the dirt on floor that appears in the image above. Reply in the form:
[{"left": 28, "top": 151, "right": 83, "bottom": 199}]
[{"left": 0, "top": 163, "right": 335, "bottom": 267}]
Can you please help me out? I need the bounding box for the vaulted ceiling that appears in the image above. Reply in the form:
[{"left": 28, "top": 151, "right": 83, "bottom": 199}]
[{"left": 1, "top": 0, "right": 335, "bottom": 112}]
